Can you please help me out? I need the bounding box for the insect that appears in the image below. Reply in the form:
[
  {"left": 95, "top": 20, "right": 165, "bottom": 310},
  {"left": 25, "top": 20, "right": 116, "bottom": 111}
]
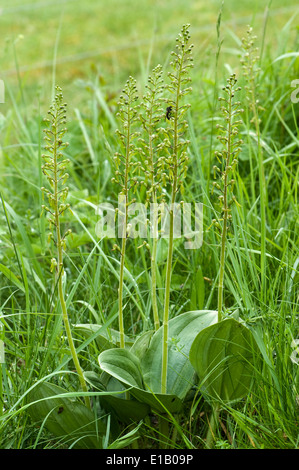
[
  {"left": 57, "top": 406, "right": 64, "bottom": 414},
  {"left": 165, "top": 106, "right": 173, "bottom": 121}
]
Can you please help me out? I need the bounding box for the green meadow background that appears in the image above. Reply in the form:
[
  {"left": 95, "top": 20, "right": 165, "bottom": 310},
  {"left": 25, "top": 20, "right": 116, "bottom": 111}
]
[
  {"left": 0, "top": 0, "right": 298, "bottom": 450},
  {"left": 1, "top": 0, "right": 299, "bottom": 109}
]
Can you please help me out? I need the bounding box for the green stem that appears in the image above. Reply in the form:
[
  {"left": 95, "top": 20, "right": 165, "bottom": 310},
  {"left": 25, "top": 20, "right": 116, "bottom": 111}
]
[
  {"left": 159, "top": 415, "right": 170, "bottom": 449},
  {"left": 217, "top": 89, "right": 232, "bottom": 323},
  {"left": 161, "top": 54, "right": 183, "bottom": 394},
  {"left": 217, "top": 208, "right": 227, "bottom": 323},
  {"left": 151, "top": 194, "right": 160, "bottom": 332},
  {"left": 118, "top": 229, "right": 127, "bottom": 349},
  {"left": 118, "top": 103, "right": 132, "bottom": 349},
  {"left": 206, "top": 406, "right": 220, "bottom": 449},
  {"left": 147, "top": 110, "right": 160, "bottom": 331},
  {"left": 161, "top": 203, "right": 175, "bottom": 393},
  {"left": 145, "top": 89, "right": 161, "bottom": 332},
  {"left": 258, "top": 148, "right": 266, "bottom": 300},
  {"left": 58, "top": 267, "right": 90, "bottom": 410},
  {"left": 251, "top": 88, "right": 266, "bottom": 300},
  {"left": 53, "top": 126, "right": 90, "bottom": 410}
]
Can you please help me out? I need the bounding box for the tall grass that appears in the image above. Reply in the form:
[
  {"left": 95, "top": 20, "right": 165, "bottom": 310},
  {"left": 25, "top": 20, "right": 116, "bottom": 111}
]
[{"left": 0, "top": 9, "right": 298, "bottom": 449}]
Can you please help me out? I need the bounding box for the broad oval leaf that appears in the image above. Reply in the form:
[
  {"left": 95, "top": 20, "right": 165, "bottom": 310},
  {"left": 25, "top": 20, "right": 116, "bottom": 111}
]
[
  {"left": 141, "top": 310, "right": 218, "bottom": 399},
  {"left": 130, "top": 330, "right": 154, "bottom": 360},
  {"left": 98, "top": 311, "right": 217, "bottom": 413},
  {"left": 84, "top": 371, "right": 150, "bottom": 424},
  {"left": 98, "top": 348, "right": 144, "bottom": 389},
  {"left": 98, "top": 348, "right": 182, "bottom": 413},
  {"left": 189, "top": 318, "right": 259, "bottom": 403},
  {"left": 27, "top": 382, "right": 105, "bottom": 449}
]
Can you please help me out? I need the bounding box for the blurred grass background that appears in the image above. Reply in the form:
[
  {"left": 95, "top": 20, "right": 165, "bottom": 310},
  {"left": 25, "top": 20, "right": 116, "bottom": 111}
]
[{"left": 1, "top": 0, "right": 299, "bottom": 112}]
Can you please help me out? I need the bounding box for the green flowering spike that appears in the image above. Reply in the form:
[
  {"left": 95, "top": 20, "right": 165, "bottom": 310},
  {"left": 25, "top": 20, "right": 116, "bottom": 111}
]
[
  {"left": 114, "top": 76, "right": 139, "bottom": 194},
  {"left": 214, "top": 73, "right": 243, "bottom": 322},
  {"left": 138, "top": 64, "right": 166, "bottom": 331},
  {"left": 41, "top": 86, "right": 90, "bottom": 408},
  {"left": 41, "top": 86, "right": 71, "bottom": 244},
  {"left": 113, "top": 76, "right": 140, "bottom": 349},
  {"left": 240, "top": 25, "right": 267, "bottom": 299},
  {"left": 139, "top": 64, "right": 165, "bottom": 198},
  {"left": 161, "top": 24, "right": 193, "bottom": 394},
  {"left": 163, "top": 24, "right": 193, "bottom": 194},
  {"left": 240, "top": 26, "right": 261, "bottom": 113}
]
